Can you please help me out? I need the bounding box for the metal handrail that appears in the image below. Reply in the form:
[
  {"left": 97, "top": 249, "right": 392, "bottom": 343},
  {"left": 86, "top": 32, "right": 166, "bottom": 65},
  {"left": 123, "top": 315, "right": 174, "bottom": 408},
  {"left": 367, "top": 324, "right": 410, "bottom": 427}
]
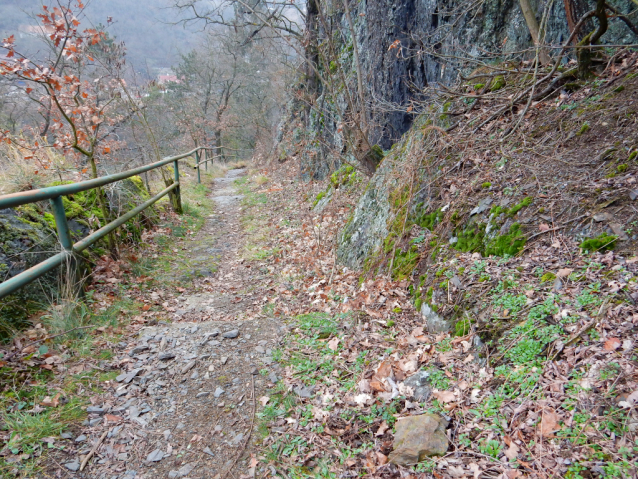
[{"left": 0, "top": 146, "right": 217, "bottom": 300}]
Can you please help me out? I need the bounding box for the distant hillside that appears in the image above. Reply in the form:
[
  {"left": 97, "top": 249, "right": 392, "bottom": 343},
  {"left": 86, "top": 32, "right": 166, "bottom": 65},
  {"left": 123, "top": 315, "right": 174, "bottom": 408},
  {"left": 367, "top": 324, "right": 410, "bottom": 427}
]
[{"left": 0, "top": 0, "right": 199, "bottom": 74}]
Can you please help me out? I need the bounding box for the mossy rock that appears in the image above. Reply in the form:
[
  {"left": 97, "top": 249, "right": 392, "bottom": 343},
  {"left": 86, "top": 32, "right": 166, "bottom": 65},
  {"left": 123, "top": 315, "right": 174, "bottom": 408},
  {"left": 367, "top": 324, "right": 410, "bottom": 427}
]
[
  {"left": 485, "top": 223, "right": 526, "bottom": 257},
  {"left": 0, "top": 208, "right": 59, "bottom": 332},
  {"left": 490, "top": 76, "right": 506, "bottom": 91}
]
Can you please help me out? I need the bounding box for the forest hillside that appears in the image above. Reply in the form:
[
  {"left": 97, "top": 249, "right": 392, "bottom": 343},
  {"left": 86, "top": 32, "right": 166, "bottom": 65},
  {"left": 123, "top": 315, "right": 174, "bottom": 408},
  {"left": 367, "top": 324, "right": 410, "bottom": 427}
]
[{"left": 0, "top": 1, "right": 637, "bottom": 478}]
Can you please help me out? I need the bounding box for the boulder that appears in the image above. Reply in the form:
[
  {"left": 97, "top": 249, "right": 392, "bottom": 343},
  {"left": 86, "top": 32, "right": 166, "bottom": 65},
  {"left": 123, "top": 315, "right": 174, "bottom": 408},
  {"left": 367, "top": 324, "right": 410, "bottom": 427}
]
[{"left": 388, "top": 414, "right": 449, "bottom": 465}]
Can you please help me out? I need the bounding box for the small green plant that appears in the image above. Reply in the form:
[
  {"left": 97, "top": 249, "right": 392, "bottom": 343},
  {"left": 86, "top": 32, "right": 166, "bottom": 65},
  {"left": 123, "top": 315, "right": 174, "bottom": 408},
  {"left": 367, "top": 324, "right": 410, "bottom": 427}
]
[
  {"left": 478, "top": 438, "right": 503, "bottom": 458},
  {"left": 482, "top": 181, "right": 492, "bottom": 188},
  {"left": 599, "top": 362, "right": 620, "bottom": 381},
  {"left": 577, "top": 122, "right": 590, "bottom": 136},
  {"left": 425, "top": 368, "right": 450, "bottom": 390},
  {"left": 455, "top": 318, "right": 471, "bottom": 336}
]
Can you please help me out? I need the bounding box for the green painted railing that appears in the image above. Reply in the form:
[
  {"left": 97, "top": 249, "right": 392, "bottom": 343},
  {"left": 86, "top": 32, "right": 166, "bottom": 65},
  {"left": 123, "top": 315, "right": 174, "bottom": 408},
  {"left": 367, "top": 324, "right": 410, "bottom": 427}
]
[{"left": 0, "top": 146, "right": 217, "bottom": 300}]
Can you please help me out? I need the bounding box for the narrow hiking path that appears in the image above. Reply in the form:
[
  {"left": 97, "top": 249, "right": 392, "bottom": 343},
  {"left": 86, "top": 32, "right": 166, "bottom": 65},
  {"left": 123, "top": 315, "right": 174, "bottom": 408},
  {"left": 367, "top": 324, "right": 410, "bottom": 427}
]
[{"left": 52, "top": 169, "right": 286, "bottom": 479}]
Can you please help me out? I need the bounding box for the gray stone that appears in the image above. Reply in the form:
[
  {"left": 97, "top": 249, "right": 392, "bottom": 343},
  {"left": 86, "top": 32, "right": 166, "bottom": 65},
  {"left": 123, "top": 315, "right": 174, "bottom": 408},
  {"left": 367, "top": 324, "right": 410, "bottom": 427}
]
[
  {"left": 203, "top": 446, "right": 214, "bottom": 457},
  {"left": 64, "top": 460, "right": 80, "bottom": 471},
  {"left": 421, "top": 303, "right": 451, "bottom": 333},
  {"left": 255, "top": 346, "right": 265, "bottom": 354},
  {"left": 593, "top": 212, "right": 613, "bottom": 222},
  {"left": 118, "top": 369, "right": 142, "bottom": 384},
  {"left": 196, "top": 391, "right": 210, "bottom": 398},
  {"left": 629, "top": 189, "right": 638, "bottom": 201},
  {"left": 223, "top": 329, "right": 239, "bottom": 339},
  {"left": 268, "top": 372, "right": 279, "bottom": 383},
  {"left": 86, "top": 406, "right": 106, "bottom": 415},
  {"left": 388, "top": 414, "right": 449, "bottom": 465},
  {"left": 177, "top": 462, "right": 195, "bottom": 477},
  {"left": 404, "top": 370, "right": 434, "bottom": 402},
  {"left": 610, "top": 223, "right": 629, "bottom": 241},
  {"left": 158, "top": 352, "right": 176, "bottom": 360},
  {"left": 214, "top": 387, "right": 225, "bottom": 398},
  {"left": 181, "top": 361, "right": 196, "bottom": 374},
  {"left": 146, "top": 449, "right": 164, "bottom": 462},
  {"left": 232, "top": 432, "right": 244, "bottom": 444},
  {"left": 293, "top": 385, "right": 314, "bottom": 398},
  {"left": 129, "top": 345, "right": 149, "bottom": 356},
  {"left": 60, "top": 432, "right": 74, "bottom": 440},
  {"left": 74, "top": 435, "right": 87, "bottom": 443},
  {"left": 470, "top": 198, "right": 492, "bottom": 216},
  {"left": 450, "top": 275, "right": 462, "bottom": 289}
]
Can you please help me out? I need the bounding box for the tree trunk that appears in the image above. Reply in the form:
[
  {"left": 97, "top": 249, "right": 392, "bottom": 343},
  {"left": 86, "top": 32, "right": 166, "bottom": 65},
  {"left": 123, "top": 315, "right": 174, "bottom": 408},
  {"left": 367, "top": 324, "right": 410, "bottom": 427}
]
[
  {"left": 519, "top": 0, "right": 552, "bottom": 65},
  {"left": 577, "top": 0, "right": 608, "bottom": 79}
]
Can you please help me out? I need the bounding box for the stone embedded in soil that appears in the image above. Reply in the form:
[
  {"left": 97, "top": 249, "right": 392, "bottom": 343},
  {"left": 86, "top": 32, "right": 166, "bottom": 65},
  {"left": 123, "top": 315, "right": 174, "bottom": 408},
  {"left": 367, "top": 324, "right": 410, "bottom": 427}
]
[
  {"left": 421, "top": 303, "right": 451, "bottom": 333},
  {"left": 294, "top": 385, "right": 314, "bottom": 398},
  {"left": 404, "top": 370, "right": 434, "bottom": 402},
  {"left": 158, "top": 352, "right": 176, "bottom": 360},
  {"left": 388, "top": 414, "right": 449, "bottom": 465},
  {"left": 196, "top": 391, "right": 210, "bottom": 398},
  {"left": 74, "top": 435, "right": 87, "bottom": 443},
  {"left": 146, "top": 449, "right": 164, "bottom": 462},
  {"left": 86, "top": 406, "right": 106, "bottom": 415},
  {"left": 214, "top": 387, "right": 225, "bottom": 398},
  {"left": 130, "top": 345, "right": 150, "bottom": 356},
  {"left": 181, "top": 361, "right": 196, "bottom": 374},
  {"left": 223, "top": 329, "right": 239, "bottom": 339},
  {"left": 64, "top": 460, "right": 80, "bottom": 471}
]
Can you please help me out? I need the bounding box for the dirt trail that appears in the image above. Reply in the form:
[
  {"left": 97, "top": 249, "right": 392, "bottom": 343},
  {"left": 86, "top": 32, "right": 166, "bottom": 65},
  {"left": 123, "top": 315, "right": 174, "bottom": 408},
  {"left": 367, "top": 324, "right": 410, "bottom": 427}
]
[{"left": 63, "top": 169, "right": 284, "bottom": 479}]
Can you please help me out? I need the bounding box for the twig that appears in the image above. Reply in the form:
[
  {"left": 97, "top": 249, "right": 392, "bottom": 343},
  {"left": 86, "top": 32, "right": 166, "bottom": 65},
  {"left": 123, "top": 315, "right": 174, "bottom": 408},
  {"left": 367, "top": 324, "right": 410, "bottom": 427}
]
[
  {"left": 549, "top": 299, "right": 609, "bottom": 360},
  {"left": 526, "top": 214, "right": 588, "bottom": 241},
  {"left": 2, "top": 325, "right": 95, "bottom": 361},
  {"left": 221, "top": 374, "right": 256, "bottom": 479},
  {"left": 79, "top": 430, "right": 108, "bottom": 471}
]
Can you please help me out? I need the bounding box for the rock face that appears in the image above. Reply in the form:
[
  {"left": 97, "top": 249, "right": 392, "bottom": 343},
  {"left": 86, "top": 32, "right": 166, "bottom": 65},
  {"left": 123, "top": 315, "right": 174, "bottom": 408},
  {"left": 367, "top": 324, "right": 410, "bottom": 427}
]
[
  {"left": 276, "top": 0, "right": 638, "bottom": 179},
  {"left": 388, "top": 413, "right": 449, "bottom": 465},
  {"left": 0, "top": 208, "right": 58, "bottom": 326}
]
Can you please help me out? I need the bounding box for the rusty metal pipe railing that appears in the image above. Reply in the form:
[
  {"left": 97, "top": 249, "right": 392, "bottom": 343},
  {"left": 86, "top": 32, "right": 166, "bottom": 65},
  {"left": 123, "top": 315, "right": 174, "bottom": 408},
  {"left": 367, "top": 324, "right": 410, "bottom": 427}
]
[{"left": 0, "top": 146, "right": 216, "bottom": 301}]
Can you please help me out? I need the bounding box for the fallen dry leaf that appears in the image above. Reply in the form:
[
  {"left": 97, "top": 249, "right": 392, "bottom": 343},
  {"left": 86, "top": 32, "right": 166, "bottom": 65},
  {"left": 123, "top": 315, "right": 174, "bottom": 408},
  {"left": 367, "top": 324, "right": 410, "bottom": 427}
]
[
  {"left": 327, "top": 337, "right": 340, "bottom": 350},
  {"left": 504, "top": 440, "right": 520, "bottom": 460},
  {"left": 539, "top": 409, "right": 560, "bottom": 437},
  {"left": 259, "top": 396, "right": 270, "bottom": 406},
  {"left": 105, "top": 414, "right": 123, "bottom": 423},
  {"left": 604, "top": 337, "right": 621, "bottom": 351},
  {"left": 41, "top": 392, "right": 61, "bottom": 408},
  {"left": 433, "top": 390, "right": 456, "bottom": 403},
  {"left": 375, "top": 420, "right": 389, "bottom": 436},
  {"left": 557, "top": 268, "right": 573, "bottom": 278}
]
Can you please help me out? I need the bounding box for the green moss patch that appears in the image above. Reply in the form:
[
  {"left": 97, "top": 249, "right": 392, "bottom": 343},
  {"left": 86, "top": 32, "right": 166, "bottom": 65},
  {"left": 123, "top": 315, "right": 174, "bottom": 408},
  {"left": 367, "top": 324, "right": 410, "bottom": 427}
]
[
  {"left": 485, "top": 223, "right": 527, "bottom": 257},
  {"left": 579, "top": 233, "right": 617, "bottom": 253}
]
